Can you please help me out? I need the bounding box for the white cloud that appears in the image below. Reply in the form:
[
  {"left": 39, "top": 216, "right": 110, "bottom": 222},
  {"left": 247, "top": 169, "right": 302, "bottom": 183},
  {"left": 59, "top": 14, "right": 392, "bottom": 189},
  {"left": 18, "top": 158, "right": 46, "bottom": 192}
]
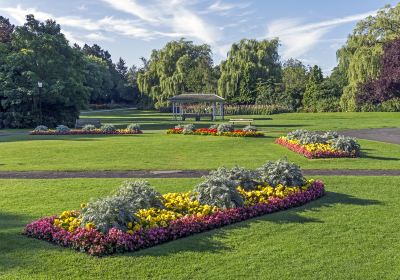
[
  {"left": 85, "top": 32, "right": 113, "bottom": 42},
  {"left": 266, "top": 11, "right": 377, "bottom": 59},
  {"left": 100, "top": 0, "right": 159, "bottom": 24},
  {"left": 208, "top": 1, "right": 250, "bottom": 12}
]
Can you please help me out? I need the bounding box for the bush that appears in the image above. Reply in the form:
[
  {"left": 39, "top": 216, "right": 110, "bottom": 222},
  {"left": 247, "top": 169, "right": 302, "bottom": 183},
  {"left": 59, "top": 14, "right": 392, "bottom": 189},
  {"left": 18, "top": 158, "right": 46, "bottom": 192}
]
[
  {"left": 192, "top": 175, "right": 244, "bottom": 209},
  {"left": 55, "top": 125, "right": 70, "bottom": 133},
  {"left": 175, "top": 124, "right": 184, "bottom": 129},
  {"left": 257, "top": 158, "right": 305, "bottom": 187},
  {"left": 114, "top": 180, "right": 165, "bottom": 210},
  {"left": 33, "top": 125, "right": 48, "bottom": 132},
  {"left": 209, "top": 166, "right": 259, "bottom": 191},
  {"left": 322, "top": 131, "right": 339, "bottom": 140},
  {"left": 243, "top": 125, "right": 257, "bottom": 132},
  {"left": 381, "top": 98, "right": 400, "bottom": 112},
  {"left": 101, "top": 124, "right": 116, "bottom": 133},
  {"left": 80, "top": 196, "right": 138, "bottom": 233},
  {"left": 209, "top": 124, "right": 219, "bottom": 130},
  {"left": 127, "top": 123, "right": 141, "bottom": 131},
  {"left": 286, "top": 129, "right": 308, "bottom": 140},
  {"left": 223, "top": 104, "right": 292, "bottom": 115},
  {"left": 182, "top": 124, "right": 195, "bottom": 134},
  {"left": 217, "top": 123, "right": 234, "bottom": 133},
  {"left": 330, "top": 136, "right": 361, "bottom": 154},
  {"left": 82, "top": 124, "right": 96, "bottom": 131}
]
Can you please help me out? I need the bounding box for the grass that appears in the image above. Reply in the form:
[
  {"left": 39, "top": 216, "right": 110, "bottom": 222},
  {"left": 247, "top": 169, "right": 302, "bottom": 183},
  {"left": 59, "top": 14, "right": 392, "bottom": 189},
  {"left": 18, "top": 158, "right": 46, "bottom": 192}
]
[
  {"left": 1, "top": 176, "right": 400, "bottom": 279},
  {"left": 0, "top": 110, "right": 399, "bottom": 171},
  {"left": 0, "top": 133, "right": 399, "bottom": 171}
]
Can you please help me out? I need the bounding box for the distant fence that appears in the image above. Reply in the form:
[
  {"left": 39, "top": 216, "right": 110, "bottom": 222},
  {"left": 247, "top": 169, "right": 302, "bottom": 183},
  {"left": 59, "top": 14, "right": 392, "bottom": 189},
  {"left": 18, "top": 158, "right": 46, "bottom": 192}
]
[{"left": 159, "top": 104, "right": 292, "bottom": 115}]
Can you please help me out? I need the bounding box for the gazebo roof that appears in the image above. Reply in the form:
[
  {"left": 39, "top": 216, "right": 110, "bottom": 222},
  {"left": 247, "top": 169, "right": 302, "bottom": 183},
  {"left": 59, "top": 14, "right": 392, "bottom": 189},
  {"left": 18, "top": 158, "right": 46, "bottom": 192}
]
[{"left": 168, "top": 93, "right": 225, "bottom": 103}]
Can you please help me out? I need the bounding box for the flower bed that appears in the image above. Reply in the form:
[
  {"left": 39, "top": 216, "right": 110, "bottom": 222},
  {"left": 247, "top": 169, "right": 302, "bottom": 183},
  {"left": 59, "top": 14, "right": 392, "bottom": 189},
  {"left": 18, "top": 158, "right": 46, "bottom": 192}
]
[
  {"left": 167, "top": 128, "right": 264, "bottom": 137},
  {"left": 30, "top": 129, "right": 143, "bottom": 135},
  {"left": 275, "top": 130, "right": 360, "bottom": 158}
]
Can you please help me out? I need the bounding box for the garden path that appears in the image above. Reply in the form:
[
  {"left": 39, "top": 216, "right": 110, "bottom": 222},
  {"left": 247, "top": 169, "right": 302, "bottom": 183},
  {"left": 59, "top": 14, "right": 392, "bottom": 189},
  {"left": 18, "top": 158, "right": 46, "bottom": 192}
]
[{"left": 340, "top": 128, "right": 400, "bottom": 145}]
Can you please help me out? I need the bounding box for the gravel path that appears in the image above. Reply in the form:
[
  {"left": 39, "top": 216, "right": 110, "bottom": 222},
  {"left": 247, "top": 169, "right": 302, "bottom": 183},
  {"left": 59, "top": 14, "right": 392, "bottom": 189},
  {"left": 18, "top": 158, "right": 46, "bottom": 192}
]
[
  {"left": 0, "top": 169, "right": 399, "bottom": 179},
  {"left": 340, "top": 128, "right": 400, "bottom": 145}
]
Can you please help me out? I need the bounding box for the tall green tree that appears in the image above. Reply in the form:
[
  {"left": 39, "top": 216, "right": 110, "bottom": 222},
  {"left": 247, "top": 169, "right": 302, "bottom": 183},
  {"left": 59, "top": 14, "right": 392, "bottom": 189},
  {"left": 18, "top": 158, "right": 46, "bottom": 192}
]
[
  {"left": 281, "top": 58, "right": 308, "bottom": 110},
  {"left": 303, "top": 65, "right": 324, "bottom": 111},
  {"left": 137, "top": 39, "right": 216, "bottom": 108},
  {"left": 0, "top": 16, "right": 14, "bottom": 43},
  {"left": 0, "top": 15, "right": 89, "bottom": 128},
  {"left": 337, "top": 4, "right": 400, "bottom": 111},
  {"left": 218, "top": 39, "right": 281, "bottom": 104}
]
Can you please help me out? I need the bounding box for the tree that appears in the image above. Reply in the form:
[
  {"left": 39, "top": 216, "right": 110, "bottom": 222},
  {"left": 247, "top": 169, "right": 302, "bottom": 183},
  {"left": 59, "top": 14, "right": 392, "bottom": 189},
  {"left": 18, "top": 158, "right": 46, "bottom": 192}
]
[
  {"left": 137, "top": 39, "right": 216, "bottom": 108},
  {"left": 0, "top": 16, "right": 14, "bottom": 44},
  {"left": 303, "top": 65, "right": 324, "bottom": 112},
  {"left": 0, "top": 15, "right": 89, "bottom": 128},
  {"left": 337, "top": 3, "right": 400, "bottom": 111},
  {"left": 357, "top": 38, "right": 400, "bottom": 111},
  {"left": 281, "top": 59, "right": 308, "bottom": 110},
  {"left": 116, "top": 57, "right": 128, "bottom": 78},
  {"left": 218, "top": 39, "right": 281, "bottom": 104}
]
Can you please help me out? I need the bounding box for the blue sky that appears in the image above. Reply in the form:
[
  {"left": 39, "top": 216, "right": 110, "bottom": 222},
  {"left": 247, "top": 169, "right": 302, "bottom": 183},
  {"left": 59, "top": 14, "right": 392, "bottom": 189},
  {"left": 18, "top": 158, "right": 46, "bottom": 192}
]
[{"left": 0, "top": 0, "right": 398, "bottom": 74}]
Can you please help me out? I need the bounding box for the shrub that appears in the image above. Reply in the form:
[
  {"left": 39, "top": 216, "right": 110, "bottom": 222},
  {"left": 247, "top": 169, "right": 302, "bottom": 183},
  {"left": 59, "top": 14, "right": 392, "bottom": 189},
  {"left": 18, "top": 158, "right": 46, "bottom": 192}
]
[
  {"left": 182, "top": 124, "right": 195, "bottom": 134},
  {"left": 209, "top": 166, "right": 259, "bottom": 191},
  {"left": 257, "top": 158, "right": 305, "bottom": 187},
  {"left": 101, "top": 124, "right": 116, "bottom": 133},
  {"left": 127, "top": 123, "right": 141, "bottom": 131},
  {"left": 217, "top": 123, "right": 234, "bottom": 133},
  {"left": 192, "top": 175, "right": 244, "bottom": 209},
  {"left": 298, "top": 132, "right": 326, "bottom": 145},
  {"left": 381, "top": 98, "right": 400, "bottom": 112},
  {"left": 243, "top": 125, "right": 257, "bottom": 132},
  {"left": 330, "top": 136, "right": 361, "bottom": 154},
  {"left": 79, "top": 196, "right": 138, "bottom": 233},
  {"left": 82, "top": 124, "right": 96, "bottom": 131},
  {"left": 55, "top": 125, "right": 70, "bottom": 133},
  {"left": 33, "top": 125, "right": 48, "bottom": 132},
  {"left": 286, "top": 129, "right": 308, "bottom": 140},
  {"left": 114, "top": 180, "right": 165, "bottom": 210}
]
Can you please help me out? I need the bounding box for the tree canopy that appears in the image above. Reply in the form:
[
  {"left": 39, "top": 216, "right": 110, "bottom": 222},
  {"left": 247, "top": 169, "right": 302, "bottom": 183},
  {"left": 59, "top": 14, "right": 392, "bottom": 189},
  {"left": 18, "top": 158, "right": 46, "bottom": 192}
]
[
  {"left": 137, "top": 39, "right": 217, "bottom": 108},
  {"left": 218, "top": 39, "right": 281, "bottom": 104}
]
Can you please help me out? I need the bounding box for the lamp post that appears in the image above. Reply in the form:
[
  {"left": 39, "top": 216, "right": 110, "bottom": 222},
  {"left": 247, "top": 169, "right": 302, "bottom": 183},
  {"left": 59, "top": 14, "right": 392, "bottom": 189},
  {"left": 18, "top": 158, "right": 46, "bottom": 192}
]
[{"left": 37, "top": 82, "right": 43, "bottom": 124}]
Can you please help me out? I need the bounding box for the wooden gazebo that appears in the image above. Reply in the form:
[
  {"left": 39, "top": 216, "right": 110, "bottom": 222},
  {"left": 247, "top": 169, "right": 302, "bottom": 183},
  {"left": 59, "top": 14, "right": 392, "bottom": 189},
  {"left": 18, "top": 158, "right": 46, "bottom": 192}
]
[{"left": 168, "top": 93, "right": 225, "bottom": 121}]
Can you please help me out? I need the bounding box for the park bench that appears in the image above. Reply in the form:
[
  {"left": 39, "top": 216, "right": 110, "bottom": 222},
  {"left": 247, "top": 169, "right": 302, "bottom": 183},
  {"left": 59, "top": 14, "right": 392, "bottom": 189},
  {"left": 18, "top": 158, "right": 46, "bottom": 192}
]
[
  {"left": 229, "top": 118, "right": 254, "bottom": 126},
  {"left": 182, "top": 113, "right": 213, "bottom": 121},
  {"left": 75, "top": 118, "right": 101, "bottom": 129}
]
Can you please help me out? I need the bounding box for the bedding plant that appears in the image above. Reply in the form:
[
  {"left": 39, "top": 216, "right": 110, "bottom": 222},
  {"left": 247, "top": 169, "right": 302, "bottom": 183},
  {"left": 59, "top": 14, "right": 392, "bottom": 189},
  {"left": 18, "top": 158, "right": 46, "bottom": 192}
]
[
  {"left": 275, "top": 129, "right": 361, "bottom": 158},
  {"left": 30, "top": 124, "right": 143, "bottom": 135},
  {"left": 24, "top": 159, "right": 325, "bottom": 256},
  {"left": 167, "top": 123, "right": 264, "bottom": 137}
]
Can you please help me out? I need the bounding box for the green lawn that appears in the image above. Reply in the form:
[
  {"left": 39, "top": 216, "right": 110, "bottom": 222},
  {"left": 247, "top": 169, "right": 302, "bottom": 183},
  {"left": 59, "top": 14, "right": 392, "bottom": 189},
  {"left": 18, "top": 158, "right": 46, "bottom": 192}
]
[
  {"left": 0, "top": 133, "right": 399, "bottom": 171},
  {"left": 1, "top": 176, "right": 400, "bottom": 279}
]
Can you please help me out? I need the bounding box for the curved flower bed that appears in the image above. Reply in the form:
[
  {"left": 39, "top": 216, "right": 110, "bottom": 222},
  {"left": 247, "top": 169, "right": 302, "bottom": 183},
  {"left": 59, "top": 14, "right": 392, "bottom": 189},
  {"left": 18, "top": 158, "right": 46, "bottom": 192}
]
[
  {"left": 275, "top": 137, "right": 358, "bottom": 158},
  {"left": 24, "top": 180, "right": 324, "bottom": 256},
  {"left": 30, "top": 129, "right": 143, "bottom": 135},
  {"left": 167, "top": 128, "right": 264, "bottom": 137}
]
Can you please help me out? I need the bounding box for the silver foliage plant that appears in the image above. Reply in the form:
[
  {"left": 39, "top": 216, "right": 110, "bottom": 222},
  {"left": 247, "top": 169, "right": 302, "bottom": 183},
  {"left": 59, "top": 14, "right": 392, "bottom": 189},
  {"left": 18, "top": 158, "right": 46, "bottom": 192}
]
[
  {"left": 209, "top": 166, "right": 259, "bottom": 191},
  {"left": 79, "top": 180, "right": 164, "bottom": 233},
  {"left": 192, "top": 175, "right": 244, "bottom": 209},
  {"left": 217, "top": 123, "right": 234, "bottom": 133},
  {"left": 243, "top": 125, "right": 257, "bottom": 132},
  {"left": 257, "top": 158, "right": 305, "bottom": 187},
  {"left": 33, "top": 125, "right": 48, "bottom": 132},
  {"left": 127, "top": 123, "right": 141, "bottom": 131},
  {"left": 114, "top": 180, "right": 165, "bottom": 210},
  {"left": 55, "top": 125, "right": 70, "bottom": 133},
  {"left": 101, "top": 124, "right": 116, "bottom": 133},
  {"left": 182, "top": 124, "right": 195, "bottom": 134},
  {"left": 175, "top": 124, "right": 184, "bottom": 129},
  {"left": 82, "top": 124, "right": 96, "bottom": 131},
  {"left": 330, "top": 136, "right": 361, "bottom": 154}
]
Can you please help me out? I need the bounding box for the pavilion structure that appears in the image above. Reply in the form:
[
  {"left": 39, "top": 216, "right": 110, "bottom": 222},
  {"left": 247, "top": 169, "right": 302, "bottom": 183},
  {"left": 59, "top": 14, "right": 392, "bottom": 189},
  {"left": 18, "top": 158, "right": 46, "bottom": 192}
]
[{"left": 168, "top": 93, "right": 225, "bottom": 121}]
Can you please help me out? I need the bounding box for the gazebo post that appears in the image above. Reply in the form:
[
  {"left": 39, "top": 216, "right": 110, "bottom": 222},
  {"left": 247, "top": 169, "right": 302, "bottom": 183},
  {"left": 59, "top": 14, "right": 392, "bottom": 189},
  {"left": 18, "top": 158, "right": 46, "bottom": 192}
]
[
  {"left": 212, "top": 102, "right": 216, "bottom": 121},
  {"left": 172, "top": 102, "right": 175, "bottom": 120},
  {"left": 220, "top": 102, "right": 224, "bottom": 120}
]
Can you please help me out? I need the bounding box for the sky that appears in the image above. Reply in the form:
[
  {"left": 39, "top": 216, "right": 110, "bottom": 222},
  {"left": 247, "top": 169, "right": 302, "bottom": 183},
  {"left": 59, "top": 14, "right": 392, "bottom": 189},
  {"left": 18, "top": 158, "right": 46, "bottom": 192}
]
[{"left": 0, "top": 0, "right": 398, "bottom": 74}]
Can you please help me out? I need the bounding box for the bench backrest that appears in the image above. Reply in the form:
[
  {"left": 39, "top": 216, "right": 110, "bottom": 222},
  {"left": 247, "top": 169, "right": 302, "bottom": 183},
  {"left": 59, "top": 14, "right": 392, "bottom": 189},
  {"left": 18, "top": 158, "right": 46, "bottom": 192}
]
[{"left": 75, "top": 118, "right": 101, "bottom": 128}]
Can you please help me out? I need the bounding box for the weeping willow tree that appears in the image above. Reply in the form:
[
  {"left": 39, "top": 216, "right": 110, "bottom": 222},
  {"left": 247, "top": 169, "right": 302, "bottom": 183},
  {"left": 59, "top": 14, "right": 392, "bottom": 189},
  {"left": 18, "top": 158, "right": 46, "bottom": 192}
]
[
  {"left": 337, "top": 4, "right": 400, "bottom": 111},
  {"left": 136, "top": 39, "right": 216, "bottom": 108},
  {"left": 217, "top": 39, "right": 281, "bottom": 104}
]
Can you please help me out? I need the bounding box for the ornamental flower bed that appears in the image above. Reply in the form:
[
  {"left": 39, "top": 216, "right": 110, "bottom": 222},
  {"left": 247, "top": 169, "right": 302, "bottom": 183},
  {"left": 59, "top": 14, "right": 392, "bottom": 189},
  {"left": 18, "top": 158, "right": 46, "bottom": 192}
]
[
  {"left": 24, "top": 159, "right": 325, "bottom": 256},
  {"left": 30, "top": 129, "right": 143, "bottom": 135},
  {"left": 167, "top": 123, "right": 264, "bottom": 137},
  {"left": 275, "top": 129, "right": 361, "bottom": 159},
  {"left": 30, "top": 124, "right": 143, "bottom": 135}
]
